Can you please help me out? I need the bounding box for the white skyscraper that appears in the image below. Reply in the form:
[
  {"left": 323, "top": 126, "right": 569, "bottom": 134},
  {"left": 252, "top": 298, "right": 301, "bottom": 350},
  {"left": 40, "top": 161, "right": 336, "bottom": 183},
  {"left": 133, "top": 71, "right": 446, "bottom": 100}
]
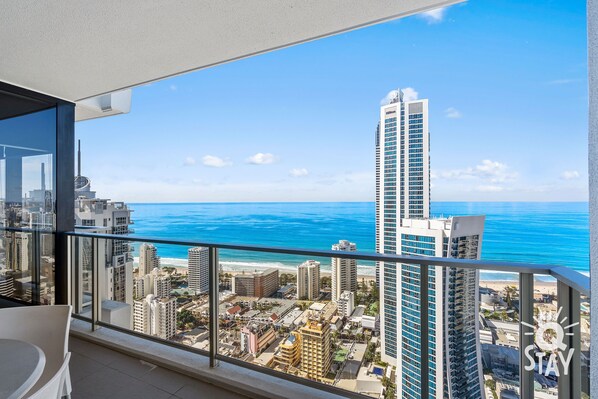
[
  {"left": 134, "top": 268, "right": 171, "bottom": 300},
  {"left": 133, "top": 294, "right": 177, "bottom": 340},
  {"left": 376, "top": 90, "right": 485, "bottom": 398},
  {"left": 74, "top": 141, "right": 134, "bottom": 307},
  {"left": 153, "top": 272, "right": 171, "bottom": 299},
  {"left": 377, "top": 89, "right": 430, "bottom": 368},
  {"left": 297, "top": 260, "right": 320, "bottom": 300},
  {"left": 393, "top": 217, "right": 485, "bottom": 399},
  {"left": 337, "top": 291, "right": 354, "bottom": 318},
  {"left": 133, "top": 274, "right": 150, "bottom": 299},
  {"left": 331, "top": 240, "right": 357, "bottom": 302},
  {"left": 188, "top": 247, "right": 209, "bottom": 294},
  {"left": 139, "top": 243, "right": 160, "bottom": 276},
  {"left": 376, "top": 89, "right": 430, "bottom": 227}
]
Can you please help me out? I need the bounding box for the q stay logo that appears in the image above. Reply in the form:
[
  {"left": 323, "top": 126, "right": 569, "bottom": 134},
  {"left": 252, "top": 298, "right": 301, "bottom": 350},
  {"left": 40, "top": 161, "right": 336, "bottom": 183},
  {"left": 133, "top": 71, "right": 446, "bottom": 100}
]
[{"left": 522, "top": 307, "right": 578, "bottom": 377}]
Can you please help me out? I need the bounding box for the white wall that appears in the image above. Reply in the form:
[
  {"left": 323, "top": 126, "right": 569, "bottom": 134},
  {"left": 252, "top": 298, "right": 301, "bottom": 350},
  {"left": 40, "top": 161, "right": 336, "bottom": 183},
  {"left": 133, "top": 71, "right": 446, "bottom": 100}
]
[{"left": 589, "top": 0, "right": 598, "bottom": 396}]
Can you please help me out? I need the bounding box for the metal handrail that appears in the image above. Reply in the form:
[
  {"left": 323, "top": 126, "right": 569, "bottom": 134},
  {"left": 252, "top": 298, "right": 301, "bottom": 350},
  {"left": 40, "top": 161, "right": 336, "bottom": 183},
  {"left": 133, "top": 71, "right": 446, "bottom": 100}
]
[
  {"left": 2, "top": 227, "right": 590, "bottom": 398},
  {"left": 64, "top": 230, "right": 590, "bottom": 295}
]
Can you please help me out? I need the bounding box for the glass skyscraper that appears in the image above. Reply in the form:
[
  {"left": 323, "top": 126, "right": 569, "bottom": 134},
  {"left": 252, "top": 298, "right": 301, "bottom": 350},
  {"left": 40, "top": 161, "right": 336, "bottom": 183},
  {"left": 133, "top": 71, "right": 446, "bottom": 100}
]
[
  {"left": 376, "top": 90, "right": 485, "bottom": 398},
  {"left": 377, "top": 89, "right": 430, "bottom": 364}
]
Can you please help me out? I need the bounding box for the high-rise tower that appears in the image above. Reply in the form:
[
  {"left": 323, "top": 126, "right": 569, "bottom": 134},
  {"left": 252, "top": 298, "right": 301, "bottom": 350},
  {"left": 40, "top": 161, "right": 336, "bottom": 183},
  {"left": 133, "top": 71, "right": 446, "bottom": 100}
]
[
  {"left": 297, "top": 260, "right": 320, "bottom": 300},
  {"left": 74, "top": 140, "right": 134, "bottom": 308},
  {"left": 391, "top": 217, "right": 485, "bottom": 399},
  {"left": 376, "top": 90, "right": 484, "bottom": 398},
  {"left": 377, "top": 89, "right": 430, "bottom": 366},
  {"left": 139, "top": 243, "right": 160, "bottom": 276},
  {"left": 330, "top": 240, "right": 357, "bottom": 302},
  {"left": 188, "top": 247, "right": 209, "bottom": 294}
]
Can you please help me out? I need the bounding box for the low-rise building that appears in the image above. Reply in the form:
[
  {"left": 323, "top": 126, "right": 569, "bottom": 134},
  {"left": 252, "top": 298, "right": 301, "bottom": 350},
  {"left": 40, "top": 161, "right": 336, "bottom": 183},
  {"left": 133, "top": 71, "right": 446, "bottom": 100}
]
[
  {"left": 278, "top": 308, "right": 306, "bottom": 329},
  {"left": 362, "top": 314, "right": 379, "bottom": 332},
  {"left": 241, "top": 322, "right": 277, "bottom": 355},
  {"left": 330, "top": 315, "right": 343, "bottom": 331}
]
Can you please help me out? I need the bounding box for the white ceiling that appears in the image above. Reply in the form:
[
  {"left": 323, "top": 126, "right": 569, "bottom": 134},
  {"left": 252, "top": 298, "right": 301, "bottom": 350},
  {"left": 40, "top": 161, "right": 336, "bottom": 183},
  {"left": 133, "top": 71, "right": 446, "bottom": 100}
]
[{"left": 0, "top": 0, "right": 459, "bottom": 102}]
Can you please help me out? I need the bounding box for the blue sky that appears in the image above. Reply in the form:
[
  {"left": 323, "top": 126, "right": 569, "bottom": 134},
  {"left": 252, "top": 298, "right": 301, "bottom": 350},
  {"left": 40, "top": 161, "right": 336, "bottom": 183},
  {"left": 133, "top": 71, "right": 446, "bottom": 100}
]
[{"left": 76, "top": 0, "right": 588, "bottom": 202}]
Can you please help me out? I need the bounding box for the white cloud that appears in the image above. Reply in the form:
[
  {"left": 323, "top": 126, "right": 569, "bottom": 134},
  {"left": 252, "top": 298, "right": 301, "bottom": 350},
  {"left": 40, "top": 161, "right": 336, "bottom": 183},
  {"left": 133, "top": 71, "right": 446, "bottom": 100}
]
[
  {"left": 445, "top": 107, "right": 462, "bottom": 119},
  {"left": 547, "top": 79, "right": 579, "bottom": 85},
  {"left": 433, "top": 160, "right": 518, "bottom": 184},
  {"left": 419, "top": 7, "right": 447, "bottom": 24},
  {"left": 289, "top": 168, "right": 309, "bottom": 177},
  {"left": 183, "top": 156, "right": 196, "bottom": 166},
  {"left": 246, "top": 153, "right": 277, "bottom": 165},
  {"left": 90, "top": 170, "right": 375, "bottom": 202},
  {"left": 402, "top": 87, "right": 419, "bottom": 102},
  {"left": 476, "top": 185, "right": 505, "bottom": 193},
  {"left": 169, "top": 84, "right": 177, "bottom": 91},
  {"left": 560, "top": 170, "right": 580, "bottom": 180},
  {"left": 380, "top": 87, "right": 419, "bottom": 105},
  {"left": 475, "top": 160, "right": 517, "bottom": 183},
  {"left": 202, "top": 155, "right": 232, "bottom": 168}
]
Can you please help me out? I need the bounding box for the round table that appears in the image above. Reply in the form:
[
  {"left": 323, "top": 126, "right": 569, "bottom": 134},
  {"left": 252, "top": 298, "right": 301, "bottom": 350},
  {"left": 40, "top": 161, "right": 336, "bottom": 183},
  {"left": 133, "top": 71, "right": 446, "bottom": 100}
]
[{"left": 0, "top": 339, "right": 46, "bottom": 399}]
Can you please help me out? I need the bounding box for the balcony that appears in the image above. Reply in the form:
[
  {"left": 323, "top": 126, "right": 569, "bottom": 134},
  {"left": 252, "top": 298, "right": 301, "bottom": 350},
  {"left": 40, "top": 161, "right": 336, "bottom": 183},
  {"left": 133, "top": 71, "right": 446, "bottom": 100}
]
[
  {"left": 0, "top": 1, "right": 597, "bottom": 398},
  {"left": 1, "top": 226, "right": 589, "bottom": 398}
]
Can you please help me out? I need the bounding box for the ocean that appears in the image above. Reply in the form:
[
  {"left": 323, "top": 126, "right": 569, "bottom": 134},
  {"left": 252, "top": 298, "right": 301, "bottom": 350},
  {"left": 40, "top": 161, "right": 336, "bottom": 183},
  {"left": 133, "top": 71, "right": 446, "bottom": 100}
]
[{"left": 128, "top": 202, "right": 590, "bottom": 280}]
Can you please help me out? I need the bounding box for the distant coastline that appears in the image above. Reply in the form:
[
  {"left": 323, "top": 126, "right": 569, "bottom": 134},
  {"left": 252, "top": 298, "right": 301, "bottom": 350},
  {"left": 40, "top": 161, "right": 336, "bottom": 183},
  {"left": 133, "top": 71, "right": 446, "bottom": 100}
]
[
  {"left": 139, "top": 256, "right": 573, "bottom": 284},
  {"left": 128, "top": 201, "right": 590, "bottom": 274}
]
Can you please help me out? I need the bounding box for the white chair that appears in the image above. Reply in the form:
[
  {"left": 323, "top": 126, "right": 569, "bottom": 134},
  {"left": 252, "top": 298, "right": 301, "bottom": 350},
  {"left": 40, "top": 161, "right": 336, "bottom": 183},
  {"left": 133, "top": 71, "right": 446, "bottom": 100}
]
[
  {"left": 0, "top": 305, "right": 72, "bottom": 397},
  {"left": 27, "top": 353, "right": 71, "bottom": 399}
]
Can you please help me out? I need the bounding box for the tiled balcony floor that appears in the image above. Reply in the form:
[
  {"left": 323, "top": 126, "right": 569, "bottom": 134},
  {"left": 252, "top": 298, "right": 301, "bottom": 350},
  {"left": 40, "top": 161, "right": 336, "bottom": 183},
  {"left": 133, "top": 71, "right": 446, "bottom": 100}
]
[{"left": 69, "top": 337, "right": 249, "bottom": 399}]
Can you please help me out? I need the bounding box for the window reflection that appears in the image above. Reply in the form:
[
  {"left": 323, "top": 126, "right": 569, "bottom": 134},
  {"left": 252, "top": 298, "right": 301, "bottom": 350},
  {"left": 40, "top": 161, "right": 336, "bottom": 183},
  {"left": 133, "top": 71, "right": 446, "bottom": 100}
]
[{"left": 0, "top": 108, "right": 57, "bottom": 304}]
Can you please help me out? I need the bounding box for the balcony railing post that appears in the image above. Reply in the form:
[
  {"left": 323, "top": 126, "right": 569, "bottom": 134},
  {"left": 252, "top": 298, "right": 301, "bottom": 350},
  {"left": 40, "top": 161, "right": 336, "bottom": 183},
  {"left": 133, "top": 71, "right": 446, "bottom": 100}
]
[
  {"left": 420, "top": 264, "right": 429, "bottom": 399},
  {"left": 32, "top": 229, "right": 41, "bottom": 305},
  {"left": 208, "top": 246, "right": 219, "bottom": 367},
  {"left": 70, "top": 235, "right": 80, "bottom": 313},
  {"left": 91, "top": 237, "right": 100, "bottom": 332},
  {"left": 519, "top": 272, "right": 534, "bottom": 399},
  {"left": 558, "top": 281, "right": 581, "bottom": 399}
]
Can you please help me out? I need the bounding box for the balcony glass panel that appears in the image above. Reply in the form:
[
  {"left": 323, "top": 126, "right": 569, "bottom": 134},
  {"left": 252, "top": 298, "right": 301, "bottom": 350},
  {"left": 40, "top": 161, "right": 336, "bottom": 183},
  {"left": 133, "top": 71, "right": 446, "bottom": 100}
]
[{"left": 0, "top": 104, "right": 57, "bottom": 304}]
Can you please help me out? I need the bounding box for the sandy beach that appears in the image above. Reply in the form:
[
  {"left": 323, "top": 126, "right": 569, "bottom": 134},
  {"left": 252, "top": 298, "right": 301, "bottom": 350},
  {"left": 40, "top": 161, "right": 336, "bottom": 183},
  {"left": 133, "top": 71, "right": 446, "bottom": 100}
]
[
  {"left": 164, "top": 263, "right": 557, "bottom": 294},
  {"left": 479, "top": 279, "right": 557, "bottom": 295}
]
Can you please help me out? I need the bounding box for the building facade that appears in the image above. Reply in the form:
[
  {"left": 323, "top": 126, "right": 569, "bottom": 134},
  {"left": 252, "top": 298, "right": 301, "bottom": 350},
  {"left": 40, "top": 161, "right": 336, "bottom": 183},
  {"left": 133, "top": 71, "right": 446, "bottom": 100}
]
[
  {"left": 376, "top": 91, "right": 484, "bottom": 398},
  {"left": 337, "top": 290, "right": 355, "bottom": 318},
  {"left": 75, "top": 177, "right": 134, "bottom": 306},
  {"left": 377, "top": 89, "right": 430, "bottom": 362},
  {"left": 232, "top": 268, "right": 279, "bottom": 298},
  {"left": 273, "top": 331, "right": 302, "bottom": 370},
  {"left": 134, "top": 268, "right": 171, "bottom": 300},
  {"left": 188, "top": 247, "right": 209, "bottom": 294},
  {"left": 331, "top": 240, "right": 357, "bottom": 302},
  {"left": 389, "top": 217, "right": 485, "bottom": 399},
  {"left": 139, "top": 243, "right": 160, "bottom": 276},
  {"left": 240, "top": 322, "right": 277, "bottom": 355},
  {"left": 153, "top": 273, "right": 171, "bottom": 299},
  {"left": 300, "top": 318, "right": 332, "bottom": 381},
  {"left": 133, "top": 274, "right": 150, "bottom": 299},
  {"left": 133, "top": 294, "right": 177, "bottom": 340},
  {"left": 297, "top": 260, "right": 320, "bottom": 300}
]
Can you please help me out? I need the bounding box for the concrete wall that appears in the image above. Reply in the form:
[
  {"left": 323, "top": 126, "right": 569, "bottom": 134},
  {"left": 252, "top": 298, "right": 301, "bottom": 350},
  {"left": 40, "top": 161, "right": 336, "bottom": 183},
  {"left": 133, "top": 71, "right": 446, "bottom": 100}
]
[{"left": 589, "top": 0, "right": 598, "bottom": 396}]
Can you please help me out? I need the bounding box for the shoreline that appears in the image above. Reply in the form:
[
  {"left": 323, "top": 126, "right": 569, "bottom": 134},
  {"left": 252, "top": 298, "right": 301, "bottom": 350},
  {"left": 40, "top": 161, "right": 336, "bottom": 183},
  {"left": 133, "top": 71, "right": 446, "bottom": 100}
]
[{"left": 159, "top": 260, "right": 559, "bottom": 292}]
